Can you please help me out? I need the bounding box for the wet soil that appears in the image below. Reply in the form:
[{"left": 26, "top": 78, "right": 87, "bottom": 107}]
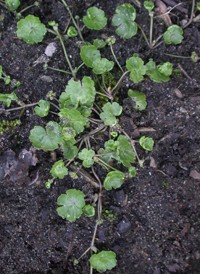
[{"left": 0, "top": 1, "right": 200, "bottom": 273}]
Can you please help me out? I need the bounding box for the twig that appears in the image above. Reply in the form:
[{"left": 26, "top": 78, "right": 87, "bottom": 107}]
[
  {"left": 178, "top": 63, "right": 192, "bottom": 81},
  {"left": 183, "top": 0, "right": 195, "bottom": 29}
]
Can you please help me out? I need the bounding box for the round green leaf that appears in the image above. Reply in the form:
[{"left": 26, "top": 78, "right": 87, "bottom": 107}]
[
  {"left": 50, "top": 160, "right": 68, "bottom": 179},
  {"left": 112, "top": 3, "right": 137, "bottom": 39},
  {"left": 78, "top": 148, "right": 95, "bottom": 168},
  {"left": 34, "top": 100, "right": 50, "bottom": 117},
  {"left": 103, "top": 171, "right": 124, "bottom": 190},
  {"left": 163, "top": 25, "right": 184, "bottom": 45},
  {"left": 157, "top": 62, "right": 173, "bottom": 77},
  {"left": 139, "top": 136, "right": 154, "bottom": 151},
  {"left": 67, "top": 26, "right": 78, "bottom": 38},
  {"left": 80, "top": 45, "right": 101, "bottom": 68},
  {"left": 92, "top": 58, "right": 114, "bottom": 75},
  {"left": 83, "top": 205, "right": 95, "bottom": 217},
  {"left": 57, "top": 189, "right": 85, "bottom": 222},
  {"left": 83, "top": 7, "right": 107, "bottom": 30},
  {"left": 90, "top": 251, "right": 117, "bottom": 272},
  {"left": 144, "top": 1, "right": 154, "bottom": 11},
  {"left": 5, "top": 0, "right": 20, "bottom": 11},
  {"left": 100, "top": 102, "right": 122, "bottom": 126},
  {"left": 29, "top": 121, "right": 62, "bottom": 151},
  {"left": 126, "top": 54, "right": 146, "bottom": 83},
  {"left": 17, "top": 15, "right": 47, "bottom": 44}
]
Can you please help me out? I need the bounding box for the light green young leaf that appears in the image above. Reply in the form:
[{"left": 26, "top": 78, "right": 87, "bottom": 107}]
[
  {"left": 90, "top": 250, "right": 117, "bottom": 272},
  {"left": 83, "top": 205, "right": 95, "bottom": 217},
  {"left": 57, "top": 189, "right": 85, "bottom": 222},
  {"left": 34, "top": 99, "right": 50, "bottom": 117},
  {"left": 117, "top": 135, "right": 136, "bottom": 167},
  {"left": 5, "top": 0, "right": 20, "bottom": 11},
  {"left": 146, "top": 59, "right": 170, "bottom": 83},
  {"left": 83, "top": 7, "right": 107, "bottom": 30},
  {"left": 65, "top": 76, "right": 96, "bottom": 107},
  {"left": 100, "top": 102, "right": 122, "bottom": 126},
  {"left": 157, "top": 62, "right": 173, "bottom": 76},
  {"left": 50, "top": 160, "right": 68, "bottom": 179},
  {"left": 61, "top": 127, "right": 76, "bottom": 141},
  {"left": 17, "top": 15, "right": 47, "bottom": 44},
  {"left": 104, "top": 171, "right": 124, "bottom": 190},
  {"left": 163, "top": 25, "right": 184, "bottom": 45},
  {"left": 92, "top": 58, "right": 114, "bottom": 75},
  {"left": 29, "top": 121, "right": 62, "bottom": 151},
  {"left": 67, "top": 26, "right": 78, "bottom": 38},
  {"left": 128, "top": 89, "right": 147, "bottom": 111},
  {"left": 80, "top": 45, "right": 101, "bottom": 68},
  {"left": 0, "top": 92, "right": 18, "bottom": 107},
  {"left": 139, "top": 136, "right": 154, "bottom": 151},
  {"left": 59, "top": 108, "right": 87, "bottom": 134},
  {"left": 78, "top": 148, "right": 95, "bottom": 168},
  {"left": 126, "top": 54, "right": 146, "bottom": 83},
  {"left": 128, "top": 166, "right": 137, "bottom": 177},
  {"left": 93, "top": 39, "right": 106, "bottom": 49},
  {"left": 144, "top": 0, "right": 154, "bottom": 11},
  {"left": 112, "top": 3, "right": 137, "bottom": 39}
]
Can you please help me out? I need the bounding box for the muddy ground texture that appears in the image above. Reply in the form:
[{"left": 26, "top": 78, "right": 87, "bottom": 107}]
[{"left": 0, "top": 0, "right": 200, "bottom": 273}]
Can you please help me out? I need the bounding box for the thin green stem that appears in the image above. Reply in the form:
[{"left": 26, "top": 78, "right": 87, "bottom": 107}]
[
  {"left": 54, "top": 29, "right": 76, "bottom": 79},
  {"left": 0, "top": 102, "right": 38, "bottom": 113},
  {"left": 164, "top": 53, "right": 191, "bottom": 59},
  {"left": 46, "top": 66, "right": 72, "bottom": 75},
  {"left": 59, "top": 0, "right": 84, "bottom": 41},
  {"left": 49, "top": 102, "right": 60, "bottom": 111},
  {"left": 149, "top": 12, "right": 154, "bottom": 47},
  {"left": 110, "top": 44, "right": 124, "bottom": 73},
  {"left": 18, "top": 3, "right": 37, "bottom": 14},
  {"left": 110, "top": 71, "right": 129, "bottom": 94},
  {"left": 94, "top": 156, "right": 119, "bottom": 171}
]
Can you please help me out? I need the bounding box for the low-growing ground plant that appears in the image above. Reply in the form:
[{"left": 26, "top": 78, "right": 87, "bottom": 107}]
[{"left": 0, "top": 0, "right": 194, "bottom": 272}]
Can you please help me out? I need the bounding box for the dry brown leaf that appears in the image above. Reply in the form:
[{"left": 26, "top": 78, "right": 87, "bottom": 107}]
[{"left": 155, "top": 0, "right": 172, "bottom": 26}]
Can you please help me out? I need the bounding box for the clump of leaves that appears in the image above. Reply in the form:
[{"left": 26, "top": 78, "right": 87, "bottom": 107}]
[
  {"left": 83, "top": 7, "right": 107, "bottom": 30},
  {"left": 17, "top": 15, "right": 47, "bottom": 44},
  {"left": 90, "top": 250, "right": 117, "bottom": 272},
  {"left": 146, "top": 59, "right": 173, "bottom": 83},
  {"left": 112, "top": 3, "right": 137, "bottom": 39},
  {"left": 163, "top": 25, "right": 184, "bottom": 45}
]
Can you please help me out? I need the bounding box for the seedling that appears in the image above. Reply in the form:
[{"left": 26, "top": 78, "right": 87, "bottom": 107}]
[{"left": 89, "top": 250, "right": 117, "bottom": 272}]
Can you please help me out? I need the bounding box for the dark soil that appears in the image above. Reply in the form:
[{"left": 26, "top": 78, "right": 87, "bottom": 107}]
[{"left": 0, "top": 1, "right": 200, "bottom": 273}]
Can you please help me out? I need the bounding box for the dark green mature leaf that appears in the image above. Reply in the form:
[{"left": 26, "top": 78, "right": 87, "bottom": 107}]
[
  {"left": 29, "top": 121, "right": 62, "bottom": 151},
  {"left": 112, "top": 3, "right": 137, "bottom": 39},
  {"left": 90, "top": 250, "right": 117, "bottom": 272},
  {"left": 92, "top": 58, "right": 114, "bottom": 75},
  {"left": 80, "top": 45, "right": 101, "bottom": 68},
  {"left": 83, "top": 7, "right": 107, "bottom": 30},
  {"left": 34, "top": 99, "right": 50, "bottom": 117},
  {"left": 59, "top": 108, "right": 87, "bottom": 134},
  {"left": 57, "top": 189, "right": 85, "bottom": 222},
  {"left": 100, "top": 102, "right": 122, "bottom": 126},
  {"left": 126, "top": 54, "right": 146, "bottom": 83},
  {"left": 78, "top": 148, "right": 95, "bottom": 168},
  {"left": 17, "top": 15, "right": 47, "bottom": 44},
  {"left": 65, "top": 76, "right": 96, "bottom": 107},
  {"left": 104, "top": 171, "right": 125, "bottom": 190},
  {"left": 128, "top": 89, "right": 147, "bottom": 111},
  {"left": 50, "top": 160, "right": 68, "bottom": 179}
]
